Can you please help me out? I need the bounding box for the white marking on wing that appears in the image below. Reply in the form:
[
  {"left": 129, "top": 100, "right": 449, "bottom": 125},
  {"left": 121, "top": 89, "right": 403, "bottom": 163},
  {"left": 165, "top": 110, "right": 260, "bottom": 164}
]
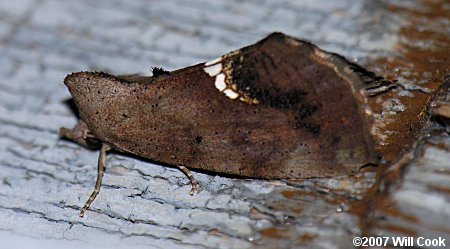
[
  {"left": 205, "top": 56, "right": 222, "bottom": 66},
  {"left": 204, "top": 63, "right": 222, "bottom": 77},
  {"left": 214, "top": 73, "right": 227, "bottom": 91},
  {"left": 223, "top": 89, "right": 239, "bottom": 99}
]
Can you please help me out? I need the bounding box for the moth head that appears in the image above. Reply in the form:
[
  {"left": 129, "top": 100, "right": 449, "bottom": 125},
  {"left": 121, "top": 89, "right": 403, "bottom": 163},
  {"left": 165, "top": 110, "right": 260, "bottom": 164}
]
[
  {"left": 64, "top": 71, "right": 122, "bottom": 120},
  {"left": 64, "top": 71, "right": 120, "bottom": 97}
]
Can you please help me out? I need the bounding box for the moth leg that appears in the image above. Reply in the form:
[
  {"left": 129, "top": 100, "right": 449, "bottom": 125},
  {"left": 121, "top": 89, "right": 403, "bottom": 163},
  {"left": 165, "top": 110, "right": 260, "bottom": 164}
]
[
  {"left": 79, "top": 143, "right": 111, "bottom": 218},
  {"left": 177, "top": 165, "right": 200, "bottom": 195},
  {"left": 59, "top": 121, "right": 100, "bottom": 149}
]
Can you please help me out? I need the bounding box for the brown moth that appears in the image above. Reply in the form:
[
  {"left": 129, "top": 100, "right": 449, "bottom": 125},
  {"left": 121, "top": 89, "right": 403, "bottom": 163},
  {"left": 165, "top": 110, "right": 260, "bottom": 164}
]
[{"left": 60, "top": 32, "right": 393, "bottom": 217}]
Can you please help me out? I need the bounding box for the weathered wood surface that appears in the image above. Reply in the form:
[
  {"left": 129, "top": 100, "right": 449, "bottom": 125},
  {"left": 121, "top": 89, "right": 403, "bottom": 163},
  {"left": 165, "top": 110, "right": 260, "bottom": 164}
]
[{"left": 0, "top": 0, "right": 448, "bottom": 248}]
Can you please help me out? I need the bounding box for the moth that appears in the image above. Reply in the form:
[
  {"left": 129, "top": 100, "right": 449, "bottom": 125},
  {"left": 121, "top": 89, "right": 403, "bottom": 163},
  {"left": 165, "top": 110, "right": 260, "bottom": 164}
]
[{"left": 60, "top": 32, "right": 393, "bottom": 217}]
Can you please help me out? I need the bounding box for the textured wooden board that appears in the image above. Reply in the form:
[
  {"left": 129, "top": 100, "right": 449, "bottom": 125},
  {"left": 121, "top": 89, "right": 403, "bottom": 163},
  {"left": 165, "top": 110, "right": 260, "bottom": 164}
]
[{"left": 0, "top": 0, "right": 448, "bottom": 248}]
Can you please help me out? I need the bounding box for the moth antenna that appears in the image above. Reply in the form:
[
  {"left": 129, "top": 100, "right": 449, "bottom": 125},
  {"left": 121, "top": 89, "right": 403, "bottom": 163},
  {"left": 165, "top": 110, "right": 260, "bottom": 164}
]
[
  {"left": 177, "top": 165, "right": 200, "bottom": 195},
  {"left": 79, "top": 143, "right": 111, "bottom": 218}
]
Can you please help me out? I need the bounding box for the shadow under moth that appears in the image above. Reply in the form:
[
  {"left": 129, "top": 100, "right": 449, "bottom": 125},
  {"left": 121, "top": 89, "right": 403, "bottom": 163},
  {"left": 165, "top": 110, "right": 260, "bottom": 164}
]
[{"left": 60, "top": 32, "right": 395, "bottom": 217}]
